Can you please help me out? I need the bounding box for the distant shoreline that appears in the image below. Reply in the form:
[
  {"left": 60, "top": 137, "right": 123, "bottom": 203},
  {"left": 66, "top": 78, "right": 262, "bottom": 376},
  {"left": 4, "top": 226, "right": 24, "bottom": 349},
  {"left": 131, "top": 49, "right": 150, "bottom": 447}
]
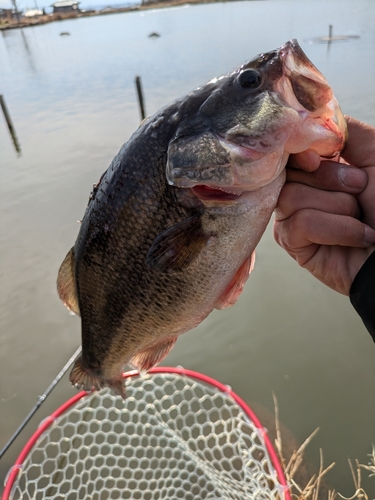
[{"left": 0, "top": 0, "right": 221, "bottom": 30}]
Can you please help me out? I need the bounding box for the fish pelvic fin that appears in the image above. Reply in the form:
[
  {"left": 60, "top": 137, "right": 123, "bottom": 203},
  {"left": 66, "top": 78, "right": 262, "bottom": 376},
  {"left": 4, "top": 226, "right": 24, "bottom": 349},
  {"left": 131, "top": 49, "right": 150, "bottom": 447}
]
[
  {"left": 214, "top": 253, "right": 255, "bottom": 310},
  {"left": 70, "top": 355, "right": 127, "bottom": 399},
  {"left": 145, "top": 214, "right": 211, "bottom": 273},
  {"left": 57, "top": 247, "right": 80, "bottom": 315},
  {"left": 129, "top": 338, "right": 177, "bottom": 372}
]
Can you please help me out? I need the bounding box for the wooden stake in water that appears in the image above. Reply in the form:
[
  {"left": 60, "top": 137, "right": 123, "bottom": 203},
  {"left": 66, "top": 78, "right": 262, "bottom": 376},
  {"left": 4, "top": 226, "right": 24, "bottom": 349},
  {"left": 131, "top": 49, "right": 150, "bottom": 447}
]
[
  {"left": 328, "top": 24, "right": 333, "bottom": 41},
  {"left": 135, "top": 75, "right": 146, "bottom": 121},
  {"left": 0, "top": 95, "right": 21, "bottom": 155}
]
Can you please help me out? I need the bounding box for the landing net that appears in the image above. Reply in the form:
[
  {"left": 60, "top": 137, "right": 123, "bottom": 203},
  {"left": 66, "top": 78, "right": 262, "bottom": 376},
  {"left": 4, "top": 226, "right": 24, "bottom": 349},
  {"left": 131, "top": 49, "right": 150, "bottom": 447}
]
[{"left": 3, "top": 367, "right": 290, "bottom": 500}]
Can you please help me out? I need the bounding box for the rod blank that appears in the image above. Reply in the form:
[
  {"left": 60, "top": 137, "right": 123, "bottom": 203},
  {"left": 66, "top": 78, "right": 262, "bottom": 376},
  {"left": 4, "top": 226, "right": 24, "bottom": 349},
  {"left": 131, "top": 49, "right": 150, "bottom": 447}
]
[{"left": 0, "top": 346, "right": 82, "bottom": 460}]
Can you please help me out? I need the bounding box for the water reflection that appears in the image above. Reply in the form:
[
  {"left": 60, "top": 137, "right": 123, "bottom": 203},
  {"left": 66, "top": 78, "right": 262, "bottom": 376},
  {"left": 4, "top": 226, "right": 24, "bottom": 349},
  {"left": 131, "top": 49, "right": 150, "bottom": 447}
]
[
  {"left": 20, "top": 30, "right": 37, "bottom": 73},
  {"left": 1, "top": 28, "right": 37, "bottom": 75},
  {"left": 0, "top": 94, "right": 22, "bottom": 155}
]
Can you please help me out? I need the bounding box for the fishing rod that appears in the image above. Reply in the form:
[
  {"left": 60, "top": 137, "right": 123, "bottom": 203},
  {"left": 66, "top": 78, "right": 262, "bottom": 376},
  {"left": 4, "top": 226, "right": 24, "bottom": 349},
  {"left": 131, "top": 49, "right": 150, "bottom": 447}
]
[{"left": 0, "top": 345, "right": 82, "bottom": 460}]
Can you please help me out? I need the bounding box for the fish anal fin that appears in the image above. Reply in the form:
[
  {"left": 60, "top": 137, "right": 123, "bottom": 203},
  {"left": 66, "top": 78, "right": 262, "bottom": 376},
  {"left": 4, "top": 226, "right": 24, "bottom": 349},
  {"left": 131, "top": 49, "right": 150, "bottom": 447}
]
[
  {"left": 57, "top": 248, "right": 80, "bottom": 315},
  {"left": 70, "top": 355, "right": 127, "bottom": 399},
  {"left": 215, "top": 253, "right": 255, "bottom": 310},
  {"left": 145, "top": 215, "right": 211, "bottom": 273},
  {"left": 130, "top": 338, "right": 177, "bottom": 372}
]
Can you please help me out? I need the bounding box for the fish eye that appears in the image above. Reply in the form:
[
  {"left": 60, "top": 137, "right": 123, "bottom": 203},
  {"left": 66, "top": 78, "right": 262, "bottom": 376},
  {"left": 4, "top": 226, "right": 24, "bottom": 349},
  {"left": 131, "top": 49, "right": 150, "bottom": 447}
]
[{"left": 237, "top": 69, "right": 262, "bottom": 89}]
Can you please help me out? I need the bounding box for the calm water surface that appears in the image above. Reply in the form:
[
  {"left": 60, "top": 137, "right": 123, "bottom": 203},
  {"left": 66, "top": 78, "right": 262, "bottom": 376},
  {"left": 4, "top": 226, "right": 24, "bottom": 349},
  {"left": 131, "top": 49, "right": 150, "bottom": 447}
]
[{"left": 1, "top": 0, "right": 375, "bottom": 494}]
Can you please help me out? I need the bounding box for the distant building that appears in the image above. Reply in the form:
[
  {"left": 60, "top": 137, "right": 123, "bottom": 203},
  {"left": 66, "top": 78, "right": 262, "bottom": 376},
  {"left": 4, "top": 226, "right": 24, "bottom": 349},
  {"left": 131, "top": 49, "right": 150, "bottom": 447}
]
[
  {"left": 24, "top": 8, "right": 44, "bottom": 16},
  {"left": 0, "top": 7, "right": 22, "bottom": 20},
  {"left": 51, "top": 0, "right": 80, "bottom": 13},
  {"left": 0, "top": 8, "right": 12, "bottom": 20}
]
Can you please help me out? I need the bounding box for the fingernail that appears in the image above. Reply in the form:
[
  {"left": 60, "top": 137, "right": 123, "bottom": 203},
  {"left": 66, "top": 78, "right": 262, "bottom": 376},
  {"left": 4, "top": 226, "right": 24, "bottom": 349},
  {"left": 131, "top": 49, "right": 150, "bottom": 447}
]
[
  {"left": 339, "top": 167, "right": 367, "bottom": 189},
  {"left": 365, "top": 225, "right": 375, "bottom": 244}
]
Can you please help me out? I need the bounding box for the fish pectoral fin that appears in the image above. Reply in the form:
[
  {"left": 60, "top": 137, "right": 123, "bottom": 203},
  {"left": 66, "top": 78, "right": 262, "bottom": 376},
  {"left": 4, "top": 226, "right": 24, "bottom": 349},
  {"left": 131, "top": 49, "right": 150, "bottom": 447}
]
[
  {"left": 57, "top": 247, "right": 80, "bottom": 315},
  {"left": 129, "top": 338, "right": 178, "bottom": 372},
  {"left": 214, "top": 253, "right": 255, "bottom": 310},
  {"left": 145, "top": 214, "right": 210, "bottom": 272},
  {"left": 70, "top": 355, "right": 127, "bottom": 399}
]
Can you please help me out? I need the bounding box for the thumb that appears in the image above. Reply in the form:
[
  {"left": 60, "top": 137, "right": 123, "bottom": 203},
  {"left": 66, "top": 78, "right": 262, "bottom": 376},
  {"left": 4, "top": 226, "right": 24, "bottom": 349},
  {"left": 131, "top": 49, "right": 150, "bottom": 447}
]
[{"left": 342, "top": 117, "right": 375, "bottom": 167}]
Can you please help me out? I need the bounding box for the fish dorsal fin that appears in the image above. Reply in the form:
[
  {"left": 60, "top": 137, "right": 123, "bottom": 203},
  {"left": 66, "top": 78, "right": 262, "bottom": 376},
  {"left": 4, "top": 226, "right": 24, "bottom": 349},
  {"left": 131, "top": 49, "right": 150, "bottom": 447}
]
[
  {"left": 129, "top": 338, "right": 177, "bottom": 372},
  {"left": 57, "top": 248, "right": 80, "bottom": 315},
  {"left": 145, "top": 214, "right": 210, "bottom": 272}
]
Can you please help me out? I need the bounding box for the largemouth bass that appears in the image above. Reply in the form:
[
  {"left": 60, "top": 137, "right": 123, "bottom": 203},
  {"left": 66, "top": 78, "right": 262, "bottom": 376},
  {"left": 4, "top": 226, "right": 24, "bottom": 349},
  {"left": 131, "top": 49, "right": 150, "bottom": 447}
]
[{"left": 57, "top": 39, "right": 346, "bottom": 397}]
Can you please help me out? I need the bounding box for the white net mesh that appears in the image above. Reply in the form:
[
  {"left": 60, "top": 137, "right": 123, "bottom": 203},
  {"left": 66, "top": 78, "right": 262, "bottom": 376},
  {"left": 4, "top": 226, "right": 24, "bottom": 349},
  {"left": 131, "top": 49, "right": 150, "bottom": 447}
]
[{"left": 8, "top": 371, "right": 286, "bottom": 500}]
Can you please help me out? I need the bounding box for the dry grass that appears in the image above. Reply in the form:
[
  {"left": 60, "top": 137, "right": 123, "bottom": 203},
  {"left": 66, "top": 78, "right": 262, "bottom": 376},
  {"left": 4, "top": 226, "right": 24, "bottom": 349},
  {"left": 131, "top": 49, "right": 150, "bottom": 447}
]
[{"left": 272, "top": 393, "right": 374, "bottom": 500}]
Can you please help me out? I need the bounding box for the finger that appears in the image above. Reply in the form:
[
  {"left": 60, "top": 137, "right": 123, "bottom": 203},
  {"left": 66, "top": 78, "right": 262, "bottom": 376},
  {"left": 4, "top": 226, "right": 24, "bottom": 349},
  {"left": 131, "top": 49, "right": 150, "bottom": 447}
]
[
  {"left": 275, "top": 183, "right": 360, "bottom": 221},
  {"left": 274, "top": 210, "right": 375, "bottom": 259},
  {"left": 285, "top": 162, "right": 367, "bottom": 193},
  {"left": 342, "top": 116, "right": 375, "bottom": 167},
  {"left": 287, "top": 150, "right": 321, "bottom": 171},
  {"left": 357, "top": 166, "right": 375, "bottom": 229}
]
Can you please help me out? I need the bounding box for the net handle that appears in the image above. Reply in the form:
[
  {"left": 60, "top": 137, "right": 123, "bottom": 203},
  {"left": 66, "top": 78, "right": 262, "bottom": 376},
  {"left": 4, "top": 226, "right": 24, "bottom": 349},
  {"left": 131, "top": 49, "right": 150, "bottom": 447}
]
[{"left": 2, "top": 366, "right": 291, "bottom": 500}]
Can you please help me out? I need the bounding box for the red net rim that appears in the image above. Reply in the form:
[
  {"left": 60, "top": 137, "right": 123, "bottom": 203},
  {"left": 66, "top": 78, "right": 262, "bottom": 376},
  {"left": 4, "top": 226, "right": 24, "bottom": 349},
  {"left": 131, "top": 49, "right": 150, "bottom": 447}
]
[{"left": 2, "top": 366, "right": 291, "bottom": 500}]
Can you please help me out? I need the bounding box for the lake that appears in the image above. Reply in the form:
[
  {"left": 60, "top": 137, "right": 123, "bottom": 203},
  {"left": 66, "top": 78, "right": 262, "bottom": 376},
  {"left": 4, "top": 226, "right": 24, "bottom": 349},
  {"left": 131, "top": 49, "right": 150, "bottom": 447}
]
[{"left": 1, "top": 0, "right": 375, "bottom": 495}]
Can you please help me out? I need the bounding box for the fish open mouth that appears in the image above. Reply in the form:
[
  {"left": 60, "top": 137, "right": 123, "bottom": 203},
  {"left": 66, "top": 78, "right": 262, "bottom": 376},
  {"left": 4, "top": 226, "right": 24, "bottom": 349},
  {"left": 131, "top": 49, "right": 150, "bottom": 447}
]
[{"left": 191, "top": 185, "right": 242, "bottom": 201}]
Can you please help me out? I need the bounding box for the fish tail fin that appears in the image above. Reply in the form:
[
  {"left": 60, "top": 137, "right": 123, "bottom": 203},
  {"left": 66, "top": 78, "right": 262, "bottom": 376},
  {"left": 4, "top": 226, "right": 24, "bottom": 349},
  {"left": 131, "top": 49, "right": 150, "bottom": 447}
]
[
  {"left": 129, "top": 337, "right": 177, "bottom": 372},
  {"left": 70, "top": 355, "right": 127, "bottom": 399},
  {"left": 57, "top": 247, "right": 80, "bottom": 315},
  {"left": 70, "top": 355, "right": 103, "bottom": 392}
]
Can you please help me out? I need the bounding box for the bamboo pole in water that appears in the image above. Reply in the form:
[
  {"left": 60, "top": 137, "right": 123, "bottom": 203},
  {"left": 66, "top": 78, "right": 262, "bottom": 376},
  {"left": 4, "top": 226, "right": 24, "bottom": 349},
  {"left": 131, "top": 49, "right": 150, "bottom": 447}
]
[
  {"left": 0, "top": 95, "right": 21, "bottom": 155},
  {"left": 135, "top": 75, "right": 146, "bottom": 121}
]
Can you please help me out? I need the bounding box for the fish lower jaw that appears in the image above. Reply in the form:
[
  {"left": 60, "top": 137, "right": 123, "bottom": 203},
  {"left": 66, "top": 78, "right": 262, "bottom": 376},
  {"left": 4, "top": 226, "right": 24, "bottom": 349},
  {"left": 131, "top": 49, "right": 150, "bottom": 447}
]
[{"left": 191, "top": 184, "right": 244, "bottom": 202}]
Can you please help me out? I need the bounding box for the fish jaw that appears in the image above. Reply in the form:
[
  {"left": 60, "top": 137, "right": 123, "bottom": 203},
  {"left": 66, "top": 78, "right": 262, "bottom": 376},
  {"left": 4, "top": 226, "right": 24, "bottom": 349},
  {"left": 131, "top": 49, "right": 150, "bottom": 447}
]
[{"left": 276, "top": 39, "right": 347, "bottom": 156}]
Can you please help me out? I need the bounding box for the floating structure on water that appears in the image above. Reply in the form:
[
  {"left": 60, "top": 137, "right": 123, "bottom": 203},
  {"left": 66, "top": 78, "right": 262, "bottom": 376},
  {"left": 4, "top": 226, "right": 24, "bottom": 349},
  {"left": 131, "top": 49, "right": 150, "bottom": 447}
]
[{"left": 306, "top": 24, "right": 360, "bottom": 44}]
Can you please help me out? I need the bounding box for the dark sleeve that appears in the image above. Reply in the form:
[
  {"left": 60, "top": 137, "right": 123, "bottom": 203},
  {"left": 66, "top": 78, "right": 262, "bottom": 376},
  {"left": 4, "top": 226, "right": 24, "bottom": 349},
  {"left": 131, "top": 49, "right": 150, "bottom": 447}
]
[{"left": 349, "top": 251, "right": 375, "bottom": 342}]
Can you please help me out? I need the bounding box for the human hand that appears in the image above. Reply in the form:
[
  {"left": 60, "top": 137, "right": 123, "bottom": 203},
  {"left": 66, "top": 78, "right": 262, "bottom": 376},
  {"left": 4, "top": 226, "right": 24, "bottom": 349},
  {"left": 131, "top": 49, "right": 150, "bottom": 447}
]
[{"left": 274, "top": 117, "right": 375, "bottom": 295}]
